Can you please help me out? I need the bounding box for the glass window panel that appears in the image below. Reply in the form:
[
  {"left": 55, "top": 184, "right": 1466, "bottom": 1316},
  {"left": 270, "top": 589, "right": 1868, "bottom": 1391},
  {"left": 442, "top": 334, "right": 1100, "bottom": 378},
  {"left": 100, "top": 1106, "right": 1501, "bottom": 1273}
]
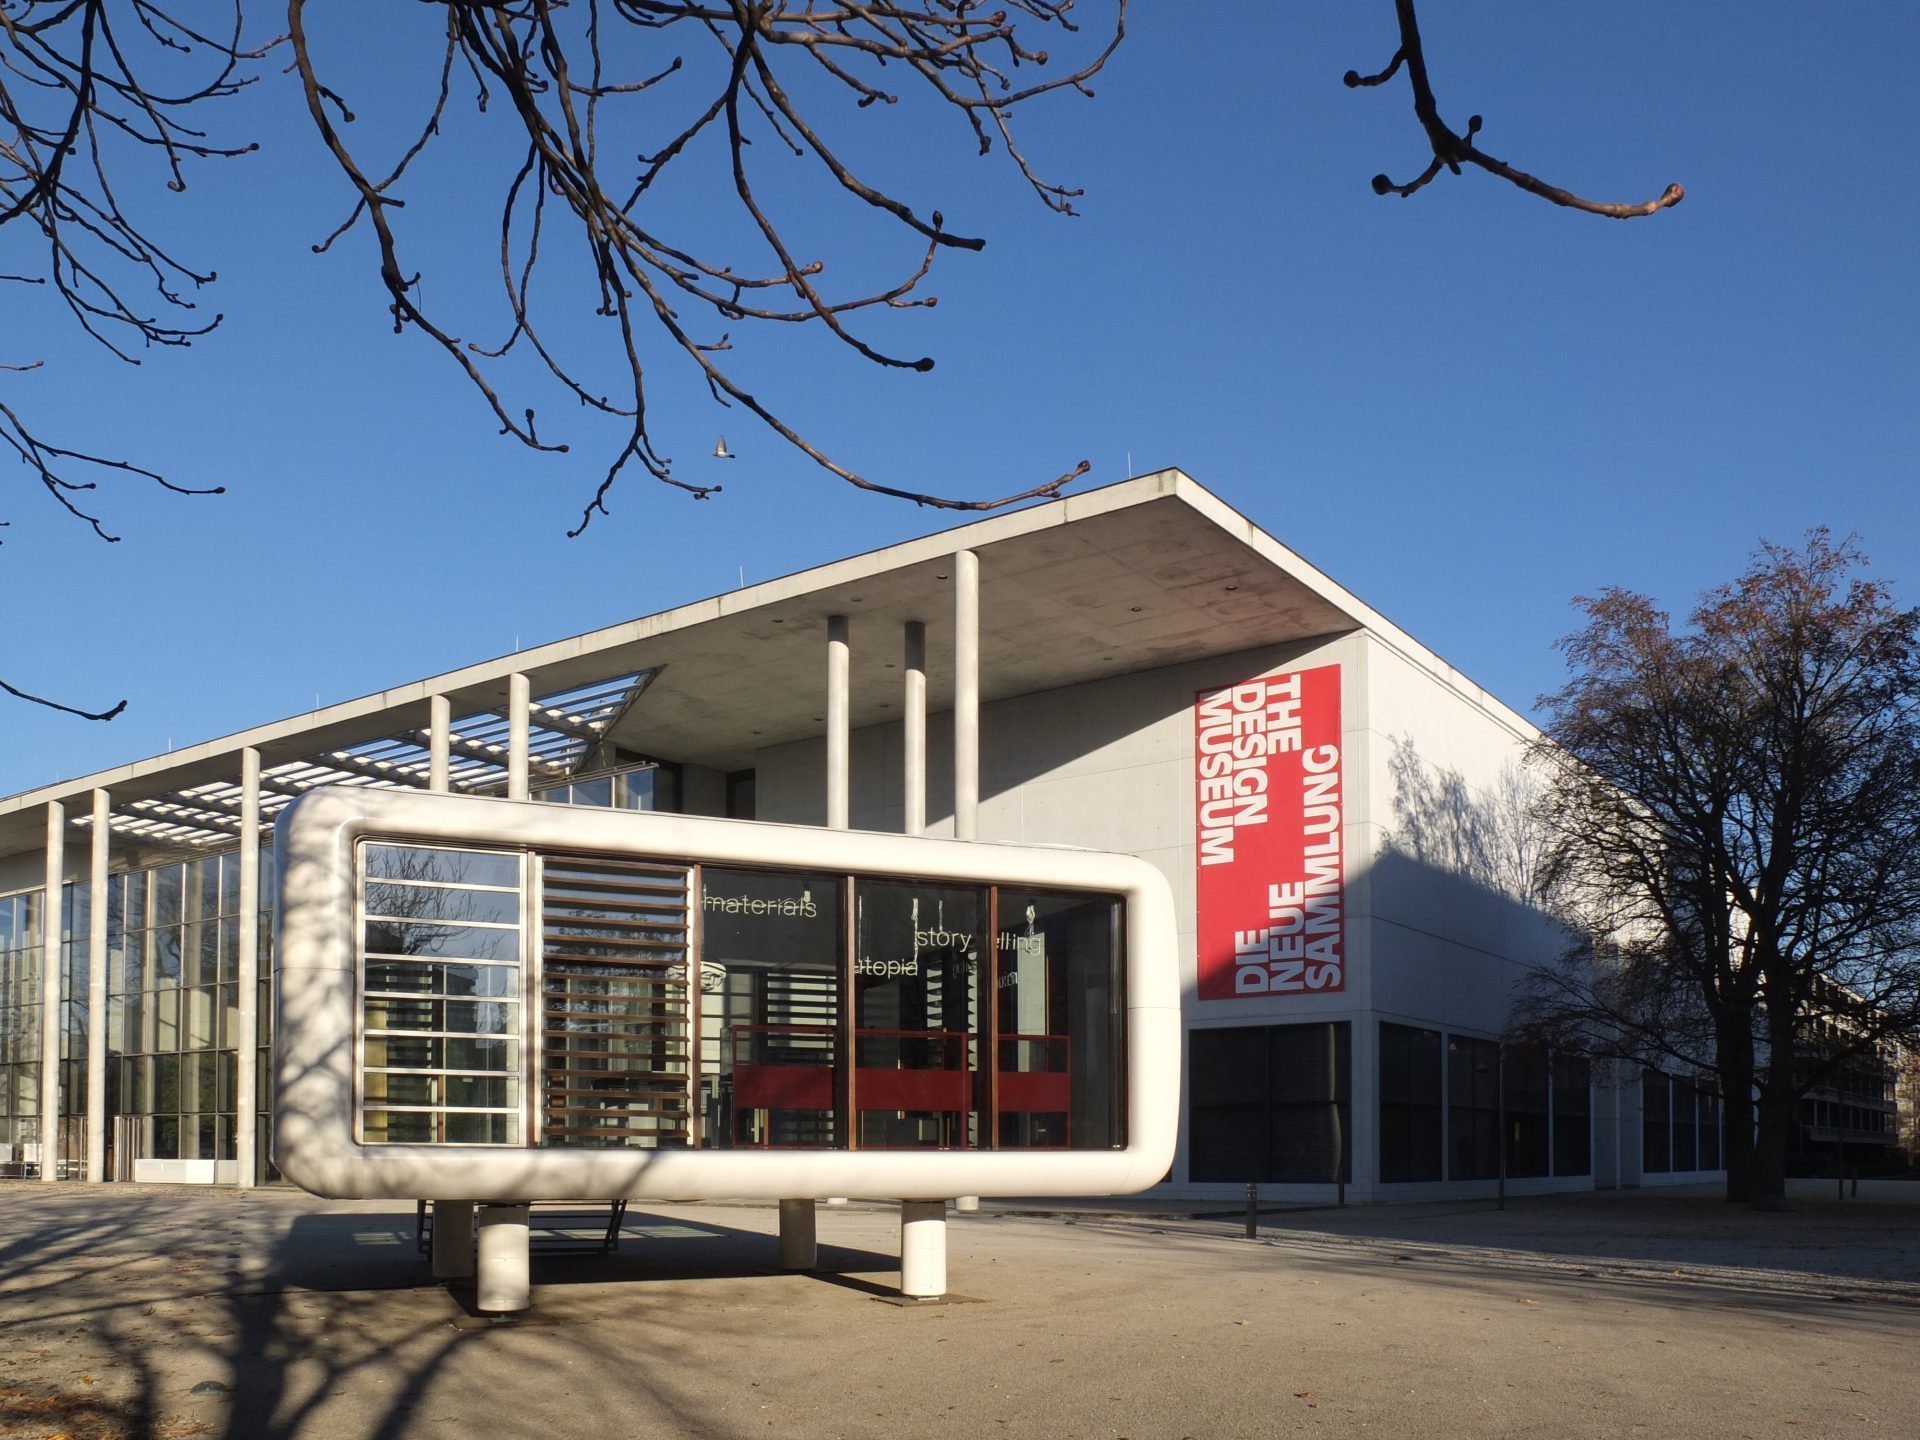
[
  {"left": 853, "top": 878, "right": 983, "bottom": 1151},
  {"left": 364, "top": 883, "right": 520, "bottom": 927},
  {"left": 446, "top": 1038, "right": 516, "bottom": 1072},
  {"left": 365, "top": 997, "right": 441, "bottom": 1033},
  {"left": 152, "top": 1053, "right": 181, "bottom": 1113},
  {"left": 364, "top": 1109, "right": 435, "bottom": 1144},
  {"left": 445, "top": 1112, "right": 518, "bottom": 1144},
  {"left": 149, "top": 928, "right": 182, "bottom": 988},
  {"left": 187, "top": 987, "right": 217, "bottom": 1050},
  {"left": 218, "top": 985, "right": 240, "bottom": 1049},
  {"left": 219, "top": 918, "right": 239, "bottom": 983},
  {"left": 219, "top": 852, "right": 242, "bottom": 914},
  {"left": 445, "top": 1075, "right": 514, "bottom": 1109},
  {"left": 153, "top": 867, "right": 183, "bottom": 928},
  {"left": 364, "top": 960, "right": 516, "bottom": 998},
  {"left": 364, "top": 921, "right": 517, "bottom": 963},
  {"left": 150, "top": 988, "right": 179, "bottom": 1052},
  {"left": 365, "top": 846, "right": 519, "bottom": 889},
  {"left": 994, "top": 888, "right": 1124, "bottom": 1150},
  {"left": 184, "top": 922, "right": 218, "bottom": 988},
  {"left": 443, "top": 1000, "right": 516, "bottom": 1036},
  {"left": 364, "top": 1035, "right": 441, "bottom": 1070}
]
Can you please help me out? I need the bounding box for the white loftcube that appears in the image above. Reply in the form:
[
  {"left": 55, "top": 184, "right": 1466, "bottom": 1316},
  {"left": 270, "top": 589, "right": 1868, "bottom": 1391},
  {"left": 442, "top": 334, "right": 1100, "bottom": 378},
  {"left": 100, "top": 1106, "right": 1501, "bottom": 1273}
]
[
  {"left": 0, "top": 469, "right": 1746, "bottom": 1305},
  {"left": 274, "top": 786, "right": 1179, "bottom": 1307}
]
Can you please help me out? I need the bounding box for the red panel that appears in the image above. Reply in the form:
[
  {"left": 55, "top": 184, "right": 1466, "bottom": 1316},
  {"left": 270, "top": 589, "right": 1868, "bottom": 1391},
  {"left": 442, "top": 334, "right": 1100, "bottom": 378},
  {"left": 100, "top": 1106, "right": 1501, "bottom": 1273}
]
[
  {"left": 1195, "top": 663, "right": 1347, "bottom": 999},
  {"left": 856, "top": 1067, "right": 971, "bottom": 1114},
  {"left": 734, "top": 1063, "right": 833, "bottom": 1111},
  {"left": 997, "top": 1070, "right": 1070, "bottom": 1114}
]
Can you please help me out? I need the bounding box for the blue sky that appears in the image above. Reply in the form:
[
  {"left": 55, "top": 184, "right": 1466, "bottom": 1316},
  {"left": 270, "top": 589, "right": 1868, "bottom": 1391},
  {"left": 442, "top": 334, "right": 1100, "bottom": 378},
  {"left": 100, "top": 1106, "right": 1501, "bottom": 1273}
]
[{"left": 2, "top": 3, "right": 1914, "bottom": 796}]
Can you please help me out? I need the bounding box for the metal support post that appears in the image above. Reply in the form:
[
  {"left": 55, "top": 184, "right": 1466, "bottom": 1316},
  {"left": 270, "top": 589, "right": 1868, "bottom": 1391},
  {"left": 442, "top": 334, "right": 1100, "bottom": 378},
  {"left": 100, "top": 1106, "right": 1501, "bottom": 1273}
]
[
  {"left": 1244, "top": 1181, "right": 1258, "bottom": 1239},
  {"left": 900, "top": 1200, "right": 947, "bottom": 1298},
  {"left": 432, "top": 1201, "right": 476, "bottom": 1280},
  {"left": 86, "top": 790, "right": 109, "bottom": 1182},
  {"left": 476, "top": 1203, "right": 531, "bottom": 1313},
  {"left": 236, "top": 750, "right": 261, "bottom": 1188},
  {"left": 40, "top": 802, "right": 63, "bottom": 1183},
  {"left": 903, "top": 620, "right": 926, "bottom": 836},
  {"left": 953, "top": 552, "right": 979, "bottom": 840},
  {"left": 827, "top": 616, "right": 850, "bottom": 829},
  {"left": 778, "top": 1198, "right": 818, "bottom": 1270}
]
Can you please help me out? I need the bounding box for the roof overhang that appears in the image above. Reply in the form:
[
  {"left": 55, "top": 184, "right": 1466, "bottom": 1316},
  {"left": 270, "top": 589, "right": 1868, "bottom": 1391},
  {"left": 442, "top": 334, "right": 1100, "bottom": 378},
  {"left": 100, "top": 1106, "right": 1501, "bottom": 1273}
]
[{"left": 0, "top": 470, "right": 1448, "bottom": 858}]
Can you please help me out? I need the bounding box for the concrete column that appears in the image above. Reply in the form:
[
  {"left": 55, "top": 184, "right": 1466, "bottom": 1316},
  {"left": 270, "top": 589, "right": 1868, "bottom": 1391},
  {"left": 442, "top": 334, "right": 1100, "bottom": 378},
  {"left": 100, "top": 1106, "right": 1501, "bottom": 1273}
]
[
  {"left": 954, "top": 1195, "right": 980, "bottom": 1213},
  {"left": 428, "top": 695, "right": 451, "bottom": 793},
  {"left": 236, "top": 748, "right": 261, "bottom": 1188},
  {"left": 953, "top": 550, "right": 979, "bottom": 841},
  {"left": 39, "top": 802, "right": 63, "bottom": 1183},
  {"left": 903, "top": 621, "right": 927, "bottom": 836},
  {"left": 85, "top": 790, "right": 108, "bottom": 1182},
  {"left": 507, "top": 673, "right": 531, "bottom": 801},
  {"left": 900, "top": 1200, "right": 947, "bottom": 1298},
  {"left": 778, "top": 1197, "right": 817, "bottom": 1271},
  {"left": 431, "top": 1200, "right": 476, "bottom": 1280},
  {"left": 826, "top": 616, "right": 850, "bottom": 830},
  {"left": 476, "top": 1203, "right": 531, "bottom": 1312}
]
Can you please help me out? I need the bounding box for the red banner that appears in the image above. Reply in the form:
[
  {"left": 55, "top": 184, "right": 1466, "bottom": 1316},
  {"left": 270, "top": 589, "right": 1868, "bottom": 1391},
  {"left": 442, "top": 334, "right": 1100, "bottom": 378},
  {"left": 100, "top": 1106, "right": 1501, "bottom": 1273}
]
[{"left": 1195, "top": 665, "right": 1345, "bottom": 999}]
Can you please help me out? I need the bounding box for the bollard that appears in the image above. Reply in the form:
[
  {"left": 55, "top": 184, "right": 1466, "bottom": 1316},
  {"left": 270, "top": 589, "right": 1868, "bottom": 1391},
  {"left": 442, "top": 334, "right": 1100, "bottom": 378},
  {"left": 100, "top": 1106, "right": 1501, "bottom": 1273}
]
[{"left": 1244, "top": 1181, "right": 1258, "bottom": 1239}]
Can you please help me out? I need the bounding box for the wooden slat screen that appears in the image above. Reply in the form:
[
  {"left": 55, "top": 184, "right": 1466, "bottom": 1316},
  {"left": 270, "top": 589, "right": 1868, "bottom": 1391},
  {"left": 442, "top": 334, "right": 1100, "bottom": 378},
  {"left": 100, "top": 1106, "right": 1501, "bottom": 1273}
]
[{"left": 539, "top": 856, "right": 692, "bottom": 1147}]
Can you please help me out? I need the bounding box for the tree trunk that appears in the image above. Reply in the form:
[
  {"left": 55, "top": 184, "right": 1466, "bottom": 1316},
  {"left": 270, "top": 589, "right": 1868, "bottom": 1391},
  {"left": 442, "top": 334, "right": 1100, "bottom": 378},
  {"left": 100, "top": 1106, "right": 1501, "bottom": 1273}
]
[
  {"left": 1719, "top": 1052, "right": 1757, "bottom": 1203},
  {"left": 1750, "top": 1013, "right": 1800, "bottom": 1212}
]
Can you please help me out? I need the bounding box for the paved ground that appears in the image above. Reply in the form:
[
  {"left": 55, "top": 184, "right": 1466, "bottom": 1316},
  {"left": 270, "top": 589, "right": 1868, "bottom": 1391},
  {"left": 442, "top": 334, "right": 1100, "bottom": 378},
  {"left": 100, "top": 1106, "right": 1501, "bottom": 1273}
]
[{"left": 2, "top": 1180, "right": 1918, "bottom": 1439}]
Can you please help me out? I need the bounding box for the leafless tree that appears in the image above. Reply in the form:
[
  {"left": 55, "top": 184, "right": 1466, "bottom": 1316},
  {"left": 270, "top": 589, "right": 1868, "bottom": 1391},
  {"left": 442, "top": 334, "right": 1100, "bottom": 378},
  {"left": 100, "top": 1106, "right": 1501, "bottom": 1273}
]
[{"left": 1520, "top": 532, "right": 1920, "bottom": 1207}]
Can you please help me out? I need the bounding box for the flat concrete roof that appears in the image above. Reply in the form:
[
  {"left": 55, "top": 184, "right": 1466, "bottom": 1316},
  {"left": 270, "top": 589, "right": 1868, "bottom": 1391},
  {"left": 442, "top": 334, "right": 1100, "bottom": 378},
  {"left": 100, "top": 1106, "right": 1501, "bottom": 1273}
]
[{"left": 0, "top": 469, "right": 1534, "bottom": 858}]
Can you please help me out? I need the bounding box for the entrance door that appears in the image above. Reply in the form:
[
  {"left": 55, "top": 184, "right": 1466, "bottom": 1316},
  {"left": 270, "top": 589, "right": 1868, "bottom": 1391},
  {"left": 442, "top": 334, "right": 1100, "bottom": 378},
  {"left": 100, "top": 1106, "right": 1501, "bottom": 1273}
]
[{"left": 538, "top": 855, "right": 694, "bottom": 1147}]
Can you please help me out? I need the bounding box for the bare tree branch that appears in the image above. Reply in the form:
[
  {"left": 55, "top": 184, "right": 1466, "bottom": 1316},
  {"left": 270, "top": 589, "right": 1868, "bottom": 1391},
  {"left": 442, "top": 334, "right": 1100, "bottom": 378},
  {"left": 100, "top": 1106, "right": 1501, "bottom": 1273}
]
[
  {"left": 292, "top": 1, "right": 1123, "bottom": 528},
  {"left": 1348, "top": 0, "right": 1683, "bottom": 219}
]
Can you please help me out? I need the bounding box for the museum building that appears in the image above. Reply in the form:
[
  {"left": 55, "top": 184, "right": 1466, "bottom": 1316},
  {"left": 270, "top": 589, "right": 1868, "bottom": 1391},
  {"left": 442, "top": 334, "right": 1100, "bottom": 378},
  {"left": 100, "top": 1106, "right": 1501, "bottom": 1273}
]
[{"left": 0, "top": 470, "right": 1730, "bottom": 1199}]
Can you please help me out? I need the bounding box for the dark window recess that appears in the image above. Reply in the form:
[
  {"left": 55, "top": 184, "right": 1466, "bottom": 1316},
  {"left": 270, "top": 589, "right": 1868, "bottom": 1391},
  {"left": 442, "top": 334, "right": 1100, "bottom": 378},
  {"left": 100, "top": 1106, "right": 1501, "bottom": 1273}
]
[
  {"left": 1378, "top": 1022, "right": 1442, "bottom": 1183},
  {"left": 1503, "top": 1045, "right": 1551, "bottom": 1179},
  {"left": 1642, "top": 1069, "right": 1672, "bottom": 1173},
  {"left": 1447, "top": 1035, "right": 1500, "bottom": 1180},
  {"left": 725, "top": 770, "right": 757, "bottom": 821},
  {"left": 1698, "top": 1087, "right": 1722, "bottom": 1170},
  {"left": 1189, "top": 1023, "right": 1351, "bottom": 1184},
  {"left": 1551, "top": 1053, "right": 1592, "bottom": 1177},
  {"left": 1672, "top": 1080, "right": 1701, "bottom": 1172}
]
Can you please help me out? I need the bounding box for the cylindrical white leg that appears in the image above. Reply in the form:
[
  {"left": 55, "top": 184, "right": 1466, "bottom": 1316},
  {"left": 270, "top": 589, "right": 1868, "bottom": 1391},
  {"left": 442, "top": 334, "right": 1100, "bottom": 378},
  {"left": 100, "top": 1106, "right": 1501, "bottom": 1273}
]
[
  {"left": 824, "top": 1196, "right": 849, "bottom": 1207},
  {"left": 476, "top": 1204, "right": 531, "bottom": 1312},
  {"left": 900, "top": 1200, "right": 947, "bottom": 1298},
  {"left": 778, "top": 1198, "right": 817, "bottom": 1270},
  {"left": 954, "top": 1195, "right": 980, "bottom": 1213},
  {"left": 432, "top": 1200, "right": 476, "bottom": 1280},
  {"left": 85, "top": 789, "right": 109, "bottom": 1183},
  {"left": 40, "top": 802, "right": 64, "bottom": 1183}
]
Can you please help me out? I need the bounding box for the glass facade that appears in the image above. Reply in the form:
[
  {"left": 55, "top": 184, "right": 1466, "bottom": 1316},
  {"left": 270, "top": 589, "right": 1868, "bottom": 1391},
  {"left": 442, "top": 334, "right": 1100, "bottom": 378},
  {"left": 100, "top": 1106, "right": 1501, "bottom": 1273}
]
[
  {"left": 107, "top": 849, "right": 273, "bottom": 1171},
  {"left": 1377, "top": 1026, "right": 1592, "bottom": 1185},
  {"left": 349, "top": 846, "right": 1128, "bottom": 1152},
  {"left": 1188, "top": 1022, "right": 1352, "bottom": 1184},
  {"left": 0, "top": 891, "right": 44, "bottom": 1173}
]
